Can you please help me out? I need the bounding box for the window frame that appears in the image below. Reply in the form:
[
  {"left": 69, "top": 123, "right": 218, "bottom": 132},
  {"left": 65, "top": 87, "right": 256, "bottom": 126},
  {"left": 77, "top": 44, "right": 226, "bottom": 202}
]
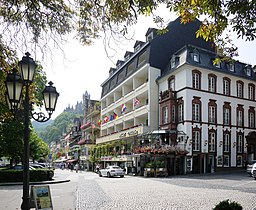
[
  {"left": 162, "top": 106, "right": 169, "bottom": 124},
  {"left": 229, "top": 63, "right": 235, "bottom": 72},
  {"left": 171, "top": 105, "right": 176, "bottom": 123},
  {"left": 137, "top": 50, "right": 147, "bottom": 67},
  {"left": 193, "top": 49, "right": 200, "bottom": 62},
  {"left": 208, "top": 74, "right": 217, "bottom": 93},
  {"left": 223, "top": 155, "right": 230, "bottom": 167},
  {"left": 192, "top": 129, "right": 201, "bottom": 152},
  {"left": 248, "top": 106, "right": 255, "bottom": 128},
  {"left": 208, "top": 100, "right": 217, "bottom": 124},
  {"left": 237, "top": 133, "right": 243, "bottom": 154},
  {"left": 208, "top": 130, "right": 216, "bottom": 152},
  {"left": 177, "top": 99, "right": 184, "bottom": 122},
  {"left": 223, "top": 77, "right": 231, "bottom": 96},
  {"left": 236, "top": 105, "right": 244, "bottom": 127},
  {"left": 237, "top": 80, "right": 244, "bottom": 98},
  {"left": 192, "top": 70, "right": 201, "bottom": 90},
  {"left": 192, "top": 97, "right": 201, "bottom": 122},
  {"left": 168, "top": 76, "right": 175, "bottom": 91},
  {"left": 223, "top": 102, "right": 231, "bottom": 126},
  {"left": 248, "top": 83, "right": 255, "bottom": 100},
  {"left": 223, "top": 132, "right": 230, "bottom": 153},
  {"left": 246, "top": 66, "right": 251, "bottom": 76}
]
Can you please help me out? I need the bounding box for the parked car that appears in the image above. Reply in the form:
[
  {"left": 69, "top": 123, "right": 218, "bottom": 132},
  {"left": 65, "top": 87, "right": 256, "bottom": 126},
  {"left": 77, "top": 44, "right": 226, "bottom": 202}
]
[
  {"left": 251, "top": 163, "right": 256, "bottom": 180},
  {"left": 9, "top": 165, "right": 36, "bottom": 170},
  {"left": 37, "top": 162, "right": 48, "bottom": 167},
  {"left": 30, "top": 163, "right": 45, "bottom": 169},
  {"left": 99, "top": 166, "right": 125, "bottom": 178},
  {"left": 246, "top": 160, "right": 256, "bottom": 176}
]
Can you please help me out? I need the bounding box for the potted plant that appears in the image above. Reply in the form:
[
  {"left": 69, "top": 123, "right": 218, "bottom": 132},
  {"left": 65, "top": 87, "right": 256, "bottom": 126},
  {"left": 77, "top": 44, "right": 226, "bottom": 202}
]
[{"left": 213, "top": 199, "right": 242, "bottom": 210}]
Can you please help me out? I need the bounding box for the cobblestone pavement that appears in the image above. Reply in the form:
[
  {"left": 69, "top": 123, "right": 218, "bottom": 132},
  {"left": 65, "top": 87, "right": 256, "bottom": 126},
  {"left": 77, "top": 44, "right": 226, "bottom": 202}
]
[
  {"left": 76, "top": 172, "right": 256, "bottom": 210},
  {"left": 1, "top": 170, "right": 255, "bottom": 209}
]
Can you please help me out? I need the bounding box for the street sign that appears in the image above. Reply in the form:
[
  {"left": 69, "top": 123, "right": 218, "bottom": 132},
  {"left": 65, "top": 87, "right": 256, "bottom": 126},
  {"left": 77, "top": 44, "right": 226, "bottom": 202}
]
[{"left": 48, "top": 154, "right": 52, "bottom": 160}]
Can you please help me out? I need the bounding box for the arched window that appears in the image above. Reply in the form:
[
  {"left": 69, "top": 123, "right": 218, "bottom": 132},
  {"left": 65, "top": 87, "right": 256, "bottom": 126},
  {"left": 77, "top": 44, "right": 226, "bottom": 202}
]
[
  {"left": 208, "top": 99, "right": 217, "bottom": 124},
  {"left": 192, "top": 70, "right": 201, "bottom": 90},
  {"left": 192, "top": 97, "right": 201, "bottom": 122},
  {"left": 208, "top": 74, "right": 217, "bottom": 93},
  {"left": 237, "top": 80, "right": 244, "bottom": 98},
  {"left": 223, "top": 102, "right": 231, "bottom": 126},
  {"left": 223, "top": 77, "right": 231, "bottom": 96},
  {"left": 236, "top": 104, "right": 244, "bottom": 127},
  {"left": 248, "top": 83, "right": 255, "bottom": 100}
]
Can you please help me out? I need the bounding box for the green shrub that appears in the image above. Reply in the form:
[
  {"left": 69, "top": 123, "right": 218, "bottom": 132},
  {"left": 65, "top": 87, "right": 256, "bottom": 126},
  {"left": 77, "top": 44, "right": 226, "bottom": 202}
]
[
  {"left": 213, "top": 199, "right": 243, "bottom": 210},
  {"left": 0, "top": 169, "right": 54, "bottom": 182}
]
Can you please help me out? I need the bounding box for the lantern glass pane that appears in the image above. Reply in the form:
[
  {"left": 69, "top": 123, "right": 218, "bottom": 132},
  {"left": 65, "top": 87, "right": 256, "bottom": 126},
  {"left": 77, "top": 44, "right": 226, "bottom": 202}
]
[
  {"left": 6, "top": 80, "right": 23, "bottom": 101},
  {"left": 50, "top": 93, "right": 58, "bottom": 110},
  {"left": 43, "top": 92, "right": 50, "bottom": 109},
  {"left": 20, "top": 62, "right": 36, "bottom": 82}
]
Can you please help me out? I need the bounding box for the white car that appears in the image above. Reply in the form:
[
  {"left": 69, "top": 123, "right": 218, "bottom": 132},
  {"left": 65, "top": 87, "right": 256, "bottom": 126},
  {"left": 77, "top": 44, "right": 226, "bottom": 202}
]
[
  {"left": 251, "top": 163, "right": 256, "bottom": 180},
  {"left": 246, "top": 160, "right": 256, "bottom": 176},
  {"left": 99, "top": 166, "right": 125, "bottom": 178}
]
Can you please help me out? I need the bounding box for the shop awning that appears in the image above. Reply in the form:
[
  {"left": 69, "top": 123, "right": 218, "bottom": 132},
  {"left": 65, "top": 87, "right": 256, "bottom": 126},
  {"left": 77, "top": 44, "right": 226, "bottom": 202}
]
[{"left": 80, "top": 122, "right": 91, "bottom": 129}]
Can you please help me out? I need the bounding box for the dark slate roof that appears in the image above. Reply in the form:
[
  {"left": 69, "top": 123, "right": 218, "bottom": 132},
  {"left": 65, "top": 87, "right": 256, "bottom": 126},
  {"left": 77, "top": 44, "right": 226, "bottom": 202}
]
[
  {"left": 150, "top": 17, "right": 214, "bottom": 73},
  {"left": 163, "top": 44, "right": 256, "bottom": 81},
  {"left": 101, "top": 16, "right": 214, "bottom": 97}
]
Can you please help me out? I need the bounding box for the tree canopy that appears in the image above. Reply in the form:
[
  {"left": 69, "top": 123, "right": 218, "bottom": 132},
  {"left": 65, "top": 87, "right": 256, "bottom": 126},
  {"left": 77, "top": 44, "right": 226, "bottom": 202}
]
[{"left": 1, "top": 0, "right": 256, "bottom": 68}]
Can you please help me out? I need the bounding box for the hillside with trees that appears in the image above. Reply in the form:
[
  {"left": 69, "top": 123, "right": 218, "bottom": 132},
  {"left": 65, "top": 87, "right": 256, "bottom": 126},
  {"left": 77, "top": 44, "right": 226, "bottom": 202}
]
[{"left": 33, "top": 102, "right": 84, "bottom": 144}]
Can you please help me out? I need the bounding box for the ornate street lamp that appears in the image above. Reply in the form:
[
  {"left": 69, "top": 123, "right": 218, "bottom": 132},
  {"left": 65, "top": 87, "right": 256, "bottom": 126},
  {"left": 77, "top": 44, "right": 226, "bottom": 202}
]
[
  {"left": 5, "top": 68, "right": 23, "bottom": 112},
  {"left": 5, "top": 52, "right": 59, "bottom": 210}
]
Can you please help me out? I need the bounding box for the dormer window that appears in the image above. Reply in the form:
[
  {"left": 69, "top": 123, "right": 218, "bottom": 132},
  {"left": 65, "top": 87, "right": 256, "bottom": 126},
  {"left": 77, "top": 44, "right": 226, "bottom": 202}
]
[
  {"left": 228, "top": 63, "right": 235, "bottom": 72},
  {"left": 213, "top": 60, "right": 221, "bottom": 68},
  {"left": 193, "top": 49, "right": 200, "bottom": 62},
  {"left": 116, "top": 60, "right": 123, "bottom": 69},
  {"left": 135, "top": 45, "right": 140, "bottom": 52},
  {"left": 124, "top": 55, "right": 130, "bottom": 61},
  {"left": 245, "top": 65, "right": 251, "bottom": 76},
  {"left": 171, "top": 56, "right": 179, "bottom": 69},
  {"left": 171, "top": 56, "right": 176, "bottom": 68},
  {"left": 147, "top": 32, "right": 154, "bottom": 42},
  {"left": 117, "top": 63, "right": 122, "bottom": 69}
]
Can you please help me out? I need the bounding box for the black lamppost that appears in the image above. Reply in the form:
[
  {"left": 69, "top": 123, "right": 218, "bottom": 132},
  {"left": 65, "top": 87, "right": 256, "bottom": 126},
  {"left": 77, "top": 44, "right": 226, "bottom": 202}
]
[{"left": 5, "top": 52, "right": 59, "bottom": 210}]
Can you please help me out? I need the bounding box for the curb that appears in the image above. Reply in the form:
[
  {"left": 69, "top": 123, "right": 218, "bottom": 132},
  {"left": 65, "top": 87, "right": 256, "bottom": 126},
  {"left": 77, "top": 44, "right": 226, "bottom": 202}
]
[{"left": 0, "top": 179, "right": 70, "bottom": 186}]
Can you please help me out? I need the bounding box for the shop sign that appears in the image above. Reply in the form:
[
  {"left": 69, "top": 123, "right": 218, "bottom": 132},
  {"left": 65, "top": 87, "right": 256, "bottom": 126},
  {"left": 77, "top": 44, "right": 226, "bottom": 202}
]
[
  {"left": 119, "top": 129, "right": 139, "bottom": 138},
  {"left": 100, "top": 156, "right": 113, "bottom": 161}
]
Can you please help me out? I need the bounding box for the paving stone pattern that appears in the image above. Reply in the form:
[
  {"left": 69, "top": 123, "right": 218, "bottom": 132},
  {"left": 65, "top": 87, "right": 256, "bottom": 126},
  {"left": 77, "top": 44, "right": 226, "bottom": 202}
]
[{"left": 75, "top": 173, "right": 256, "bottom": 210}]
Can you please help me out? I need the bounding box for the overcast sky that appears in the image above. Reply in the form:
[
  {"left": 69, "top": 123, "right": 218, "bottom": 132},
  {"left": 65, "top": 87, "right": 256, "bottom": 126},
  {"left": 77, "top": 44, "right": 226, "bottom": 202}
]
[{"left": 40, "top": 9, "right": 256, "bottom": 119}]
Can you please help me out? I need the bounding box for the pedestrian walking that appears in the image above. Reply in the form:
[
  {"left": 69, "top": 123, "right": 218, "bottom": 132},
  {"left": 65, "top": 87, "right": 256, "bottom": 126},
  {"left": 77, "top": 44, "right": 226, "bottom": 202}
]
[{"left": 75, "top": 163, "right": 79, "bottom": 173}]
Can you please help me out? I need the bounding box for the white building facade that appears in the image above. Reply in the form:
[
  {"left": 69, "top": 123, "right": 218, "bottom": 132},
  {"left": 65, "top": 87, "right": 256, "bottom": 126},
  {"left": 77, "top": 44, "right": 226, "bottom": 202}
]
[{"left": 158, "top": 45, "right": 256, "bottom": 173}]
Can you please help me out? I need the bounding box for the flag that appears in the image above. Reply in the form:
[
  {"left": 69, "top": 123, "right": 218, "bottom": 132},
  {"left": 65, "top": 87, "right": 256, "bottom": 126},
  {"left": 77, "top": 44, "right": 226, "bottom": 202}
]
[
  {"left": 109, "top": 115, "right": 114, "bottom": 121},
  {"left": 134, "top": 97, "right": 141, "bottom": 107},
  {"left": 113, "top": 112, "right": 118, "bottom": 120},
  {"left": 98, "top": 120, "right": 101, "bottom": 126},
  {"left": 121, "top": 104, "right": 127, "bottom": 114},
  {"left": 103, "top": 116, "right": 109, "bottom": 123}
]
